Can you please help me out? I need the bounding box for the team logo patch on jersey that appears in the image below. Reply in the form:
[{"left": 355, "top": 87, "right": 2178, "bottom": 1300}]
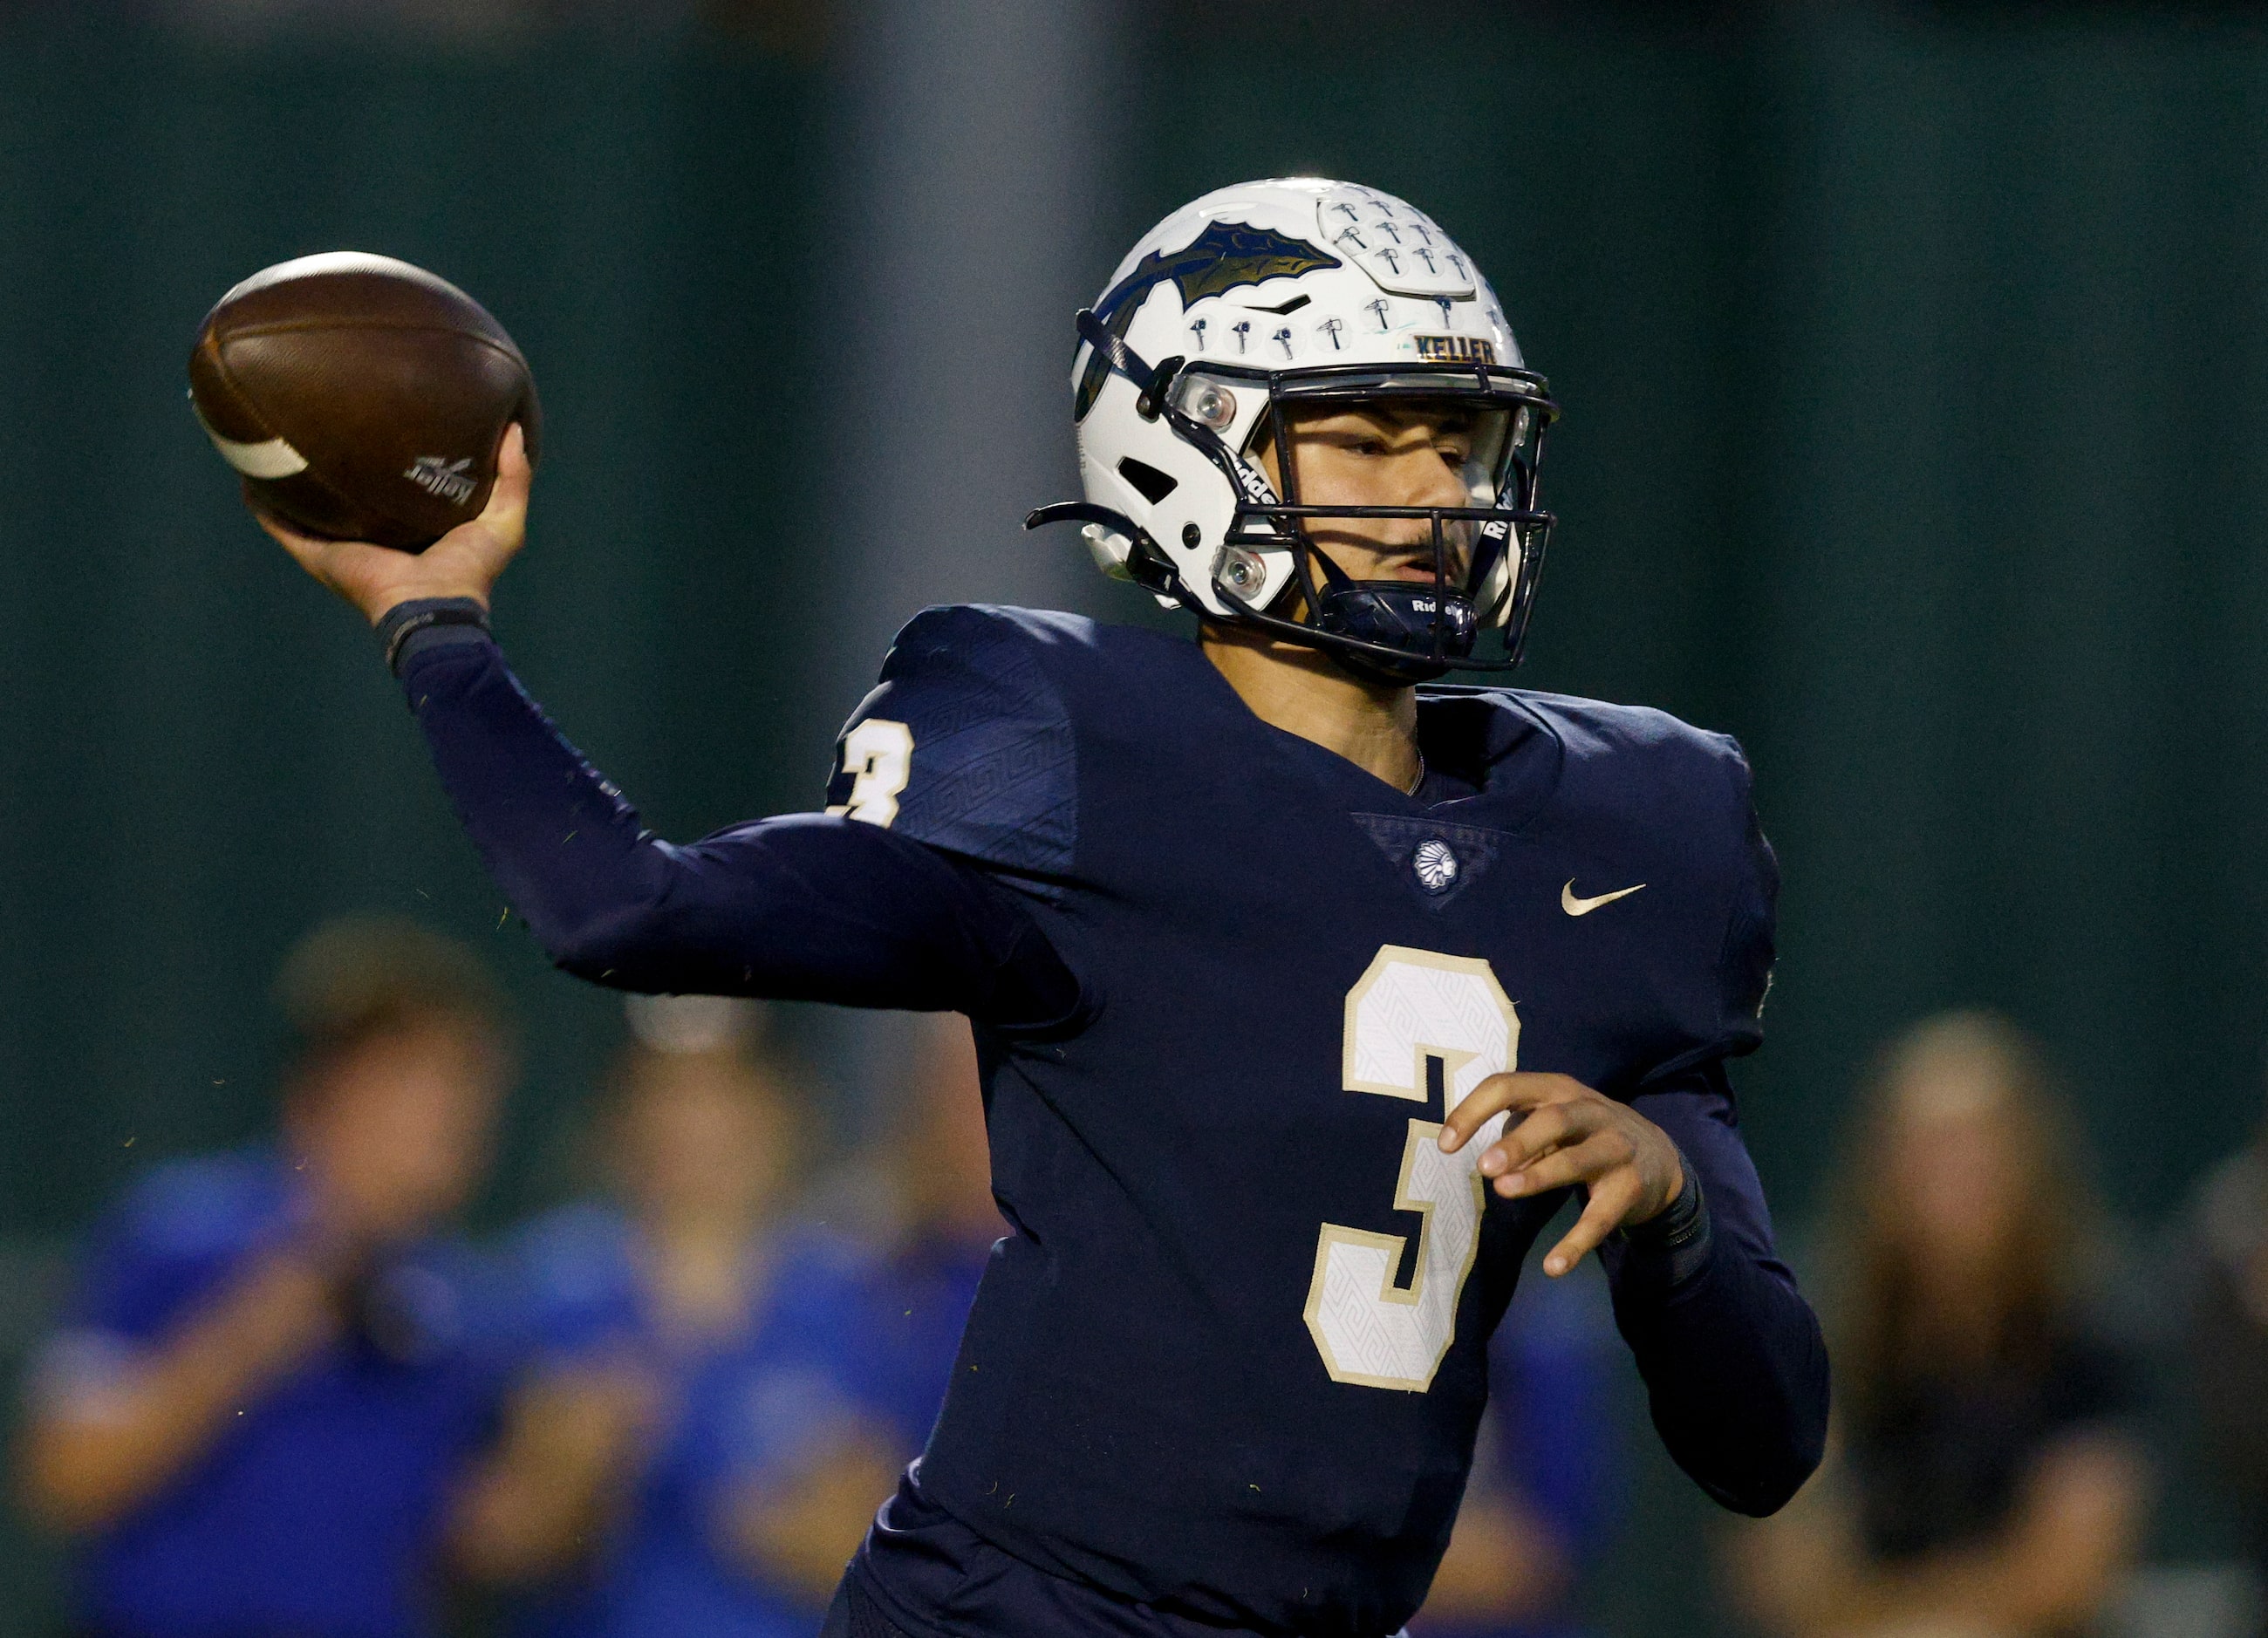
[
  {"left": 1076, "top": 221, "right": 1343, "bottom": 419},
  {"left": 1351, "top": 813, "right": 1502, "bottom": 911},
  {"left": 1412, "top": 334, "right": 1496, "bottom": 365},
  {"left": 1412, "top": 839, "right": 1459, "bottom": 892}
]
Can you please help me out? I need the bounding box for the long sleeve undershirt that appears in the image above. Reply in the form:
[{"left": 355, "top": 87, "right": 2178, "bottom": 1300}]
[
  {"left": 1616, "top": 1067, "right": 1830, "bottom": 1514},
  {"left": 398, "top": 630, "right": 1078, "bottom": 1028},
  {"left": 396, "top": 624, "right": 1826, "bottom": 1516}
]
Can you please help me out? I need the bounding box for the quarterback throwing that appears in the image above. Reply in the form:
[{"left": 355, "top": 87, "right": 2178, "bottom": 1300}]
[{"left": 264, "top": 179, "right": 1828, "bottom": 1638}]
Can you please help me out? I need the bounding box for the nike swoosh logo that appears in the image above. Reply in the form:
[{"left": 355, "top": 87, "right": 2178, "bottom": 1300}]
[{"left": 1562, "top": 879, "right": 1646, "bottom": 917}]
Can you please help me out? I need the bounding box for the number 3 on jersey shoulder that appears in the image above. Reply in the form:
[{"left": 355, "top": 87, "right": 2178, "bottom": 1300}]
[
  {"left": 1304, "top": 945, "right": 1519, "bottom": 1392},
  {"left": 829, "top": 719, "right": 914, "bottom": 827}
]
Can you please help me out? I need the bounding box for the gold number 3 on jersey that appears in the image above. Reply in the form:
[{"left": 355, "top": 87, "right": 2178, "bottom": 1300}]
[
  {"left": 1304, "top": 946, "right": 1518, "bottom": 1392},
  {"left": 830, "top": 718, "right": 915, "bottom": 828}
]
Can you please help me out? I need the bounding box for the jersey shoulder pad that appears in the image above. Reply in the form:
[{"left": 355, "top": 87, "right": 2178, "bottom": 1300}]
[
  {"left": 1510, "top": 689, "right": 1756, "bottom": 837},
  {"left": 1511, "top": 690, "right": 1777, "bottom": 1050},
  {"left": 827, "top": 604, "right": 1086, "bottom": 877}
]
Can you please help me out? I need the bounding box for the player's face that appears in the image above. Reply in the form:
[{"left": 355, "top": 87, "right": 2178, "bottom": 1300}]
[{"left": 1257, "top": 402, "right": 1486, "bottom": 584}]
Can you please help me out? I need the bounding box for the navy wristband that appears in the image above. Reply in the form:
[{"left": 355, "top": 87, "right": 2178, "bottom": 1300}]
[
  {"left": 378, "top": 597, "right": 489, "bottom": 674},
  {"left": 1616, "top": 1145, "right": 1712, "bottom": 1288}
]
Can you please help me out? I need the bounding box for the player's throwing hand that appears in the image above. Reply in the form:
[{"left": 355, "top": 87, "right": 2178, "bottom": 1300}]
[
  {"left": 256, "top": 423, "right": 532, "bottom": 625},
  {"left": 1438, "top": 1072, "right": 1688, "bottom": 1278}
]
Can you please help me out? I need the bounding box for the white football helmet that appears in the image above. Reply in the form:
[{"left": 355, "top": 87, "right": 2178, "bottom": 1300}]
[{"left": 1028, "top": 177, "right": 1560, "bottom": 679}]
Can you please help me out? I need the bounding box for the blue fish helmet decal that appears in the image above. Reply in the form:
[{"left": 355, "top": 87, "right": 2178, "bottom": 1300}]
[
  {"left": 1054, "top": 178, "right": 1560, "bottom": 679},
  {"left": 1072, "top": 219, "right": 1349, "bottom": 421}
]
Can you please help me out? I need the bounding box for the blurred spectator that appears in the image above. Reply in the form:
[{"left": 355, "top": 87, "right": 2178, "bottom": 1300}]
[
  {"left": 1416, "top": 1259, "right": 1621, "bottom": 1638},
  {"left": 2185, "top": 1064, "right": 2268, "bottom": 1604},
  {"left": 455, "top": 994, "right": 898, "bottom": 1637},
  {"left": 835, "top": 1012, "right": 1003, "bottom": 1459},
  {"left": 1726, "top": 1011, "right": 2148, "bottom": 1638},
  {"left": 16, "top": 916, "right": 516, "bottom": 1638}
]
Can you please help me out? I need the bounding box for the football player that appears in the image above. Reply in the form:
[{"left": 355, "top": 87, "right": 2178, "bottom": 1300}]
[{"left": 261, "top": 179, "right": 1828, "bottom": 1638}]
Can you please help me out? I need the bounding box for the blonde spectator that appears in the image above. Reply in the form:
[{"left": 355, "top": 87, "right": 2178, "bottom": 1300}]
[
  {"left": 2184, "top": 1063, "right": 2268, "bottom": 1607},
  {"left": 1727, "top": 1012, "right": 2147, "bottom": 1638}
]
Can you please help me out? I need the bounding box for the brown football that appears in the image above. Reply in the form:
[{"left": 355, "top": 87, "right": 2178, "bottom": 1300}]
[{"left": 188, "top": 252, "right": 542, "bottom": 552}]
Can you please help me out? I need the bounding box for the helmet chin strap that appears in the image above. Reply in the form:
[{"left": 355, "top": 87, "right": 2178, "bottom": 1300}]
[{"left": 1298, "top": 546, "right": 1477, "bottom": 685}]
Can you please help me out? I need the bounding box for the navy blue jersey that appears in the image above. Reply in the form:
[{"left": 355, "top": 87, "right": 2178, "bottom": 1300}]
[
  {"left": 822, "top": 607, "right": 1773, "bottom": 1631},
  {"left": 393, "top": 604, "right": 1827, "bottom": 1638},
  {"left": 857, "top": 1229, "right": 991, "bottom": 1457}
]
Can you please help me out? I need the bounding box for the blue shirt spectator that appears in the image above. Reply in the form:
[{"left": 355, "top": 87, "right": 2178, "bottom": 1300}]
[
  {"left": 498, "top": 1202, "right": 894, "bottom": 1638},
  {"left": 853, "top": 1225, "right": 989, "bottom": 1457},
  {"left": 17, "top": 917, "right": 516, "bottom": 1638},
  {"left": 837, "top": 1011, "right": 1002, "bottom": 1462},
  {"left": 38, "top": 1150, "right": 515, "bottom": 1638},
  {"left": 459, "top": 996, "right": 906, "bottom": 1638}
]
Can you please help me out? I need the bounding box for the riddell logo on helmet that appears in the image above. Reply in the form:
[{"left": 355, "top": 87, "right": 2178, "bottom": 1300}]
[{"left": 1413, "top": 335, "right": 1496, "bottom": 365}]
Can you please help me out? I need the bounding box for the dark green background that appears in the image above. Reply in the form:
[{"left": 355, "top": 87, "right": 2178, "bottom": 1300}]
[{"left": 3, "top": 4, "right": 2265, "bottom": 1630}]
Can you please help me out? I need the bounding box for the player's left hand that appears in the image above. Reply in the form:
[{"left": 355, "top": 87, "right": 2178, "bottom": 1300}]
[{"left": 1436, "top": 1073, "right": 1686, "bottom": 1279}]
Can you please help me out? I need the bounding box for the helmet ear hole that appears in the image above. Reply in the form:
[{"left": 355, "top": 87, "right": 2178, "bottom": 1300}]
[{"left": 1117, "top": 457, "right": 1179, "bottom": 505}]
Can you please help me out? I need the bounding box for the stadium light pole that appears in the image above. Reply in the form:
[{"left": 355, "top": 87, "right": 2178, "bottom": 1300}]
[
  {"left": 811, "top": 0, "right": 1126, "bottom": 731},
  {"left": 805, "top": 0, "right": 1125, "bottom": 1119}
]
